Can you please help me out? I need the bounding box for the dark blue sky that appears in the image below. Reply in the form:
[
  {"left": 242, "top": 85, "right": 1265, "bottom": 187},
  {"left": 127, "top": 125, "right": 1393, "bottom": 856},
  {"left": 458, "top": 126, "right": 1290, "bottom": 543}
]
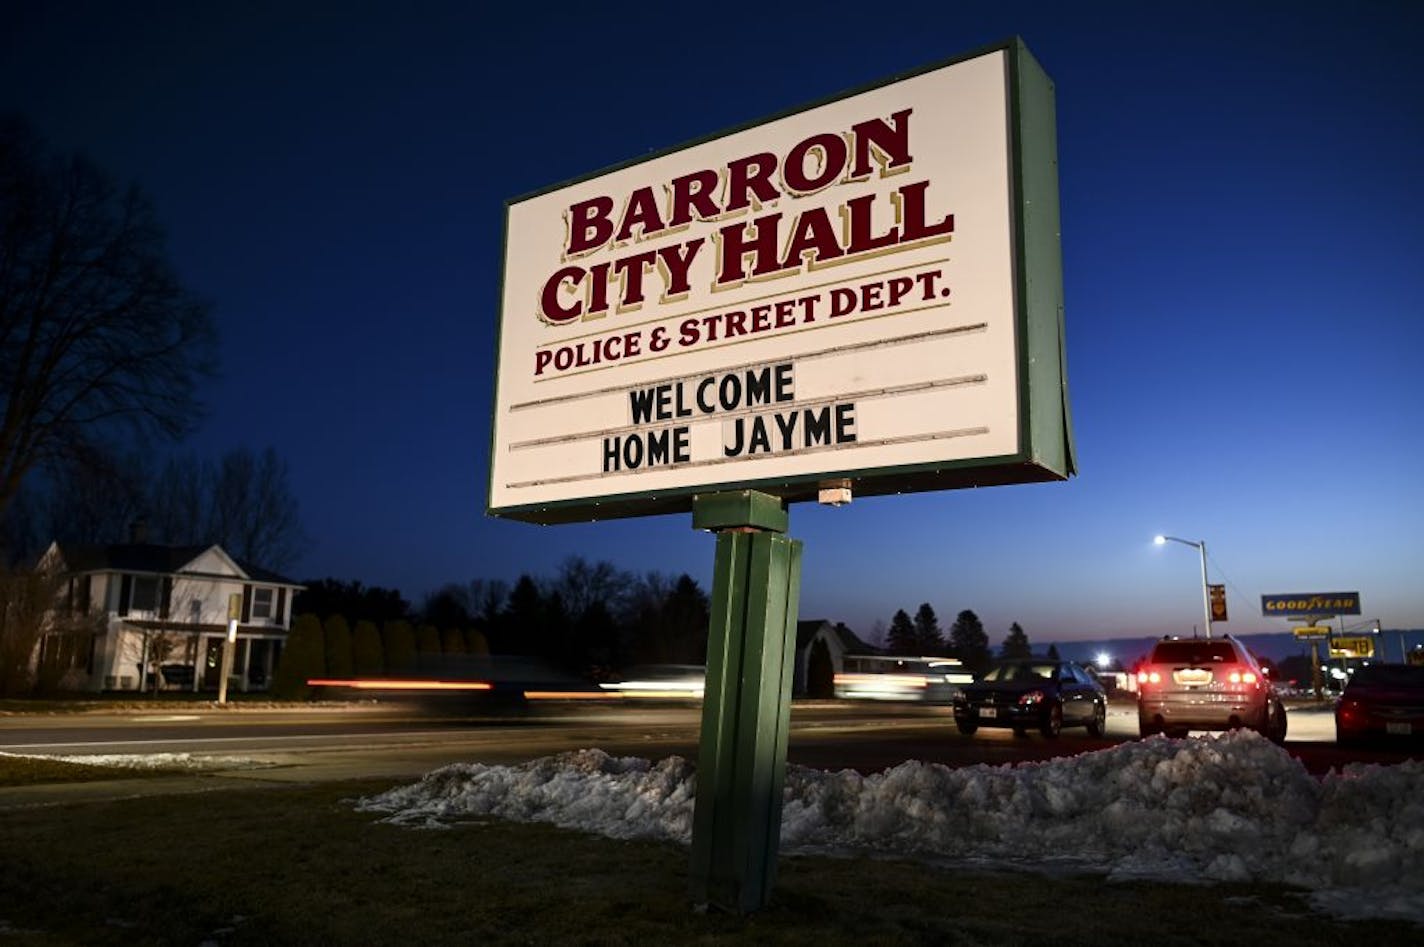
[{"left": 4, "top": 1, "right": 1421, "bottom": 645}]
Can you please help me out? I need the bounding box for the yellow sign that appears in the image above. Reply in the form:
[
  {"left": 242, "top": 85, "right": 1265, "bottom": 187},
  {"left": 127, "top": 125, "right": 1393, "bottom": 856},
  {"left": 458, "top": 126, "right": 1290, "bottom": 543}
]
[
  {"left": 1209, "top": 584, "right": 1228, "bottom": 622},
  {"left": 228, "top": 593, "right": 242, "bottom": 621},
  {"left": 1330, "top": 636, "right": 1374, "bottom": 659},
  {"left": 1293, "top": 625, "right": 1330, "bottom": 638}
]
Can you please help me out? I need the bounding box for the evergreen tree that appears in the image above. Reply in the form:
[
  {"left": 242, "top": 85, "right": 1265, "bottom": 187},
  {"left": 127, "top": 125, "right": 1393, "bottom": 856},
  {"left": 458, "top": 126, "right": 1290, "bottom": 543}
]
[
  {"left": 505, "top": 575, "right": 544, "bottom": 656},
  {"left": 323, "top": 615, "right": 353, "bottom": 678},
  {"left": 949, "top": 609, "right": 991, "bottom": 675},
  {"left": 351, "top": 619, "right": 383, "bottom": 675},
  {"left": 1047, "top": 642, "right": 1061, "bottom": 660},
  {"left": 912, "top": 603, "right": 944, "bottom": 654},
  {"left": 382, "top": 619, "right": 416, "bottom": 672},
  {"left": 271, "top": 613, "right": 324, "bottom": 699},
  {"left": 886, "top": 609, "right": 916, "bottom": 655},
  {"left": 1000, "top": 622, "right": 1032, "bottom": 660}
]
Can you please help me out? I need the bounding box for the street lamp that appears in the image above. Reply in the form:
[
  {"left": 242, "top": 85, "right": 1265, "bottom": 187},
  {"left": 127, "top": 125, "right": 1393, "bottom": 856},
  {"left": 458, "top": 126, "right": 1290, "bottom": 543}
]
[{"left": 1154, "top": 534, "right": 1213, "bottom": 639}]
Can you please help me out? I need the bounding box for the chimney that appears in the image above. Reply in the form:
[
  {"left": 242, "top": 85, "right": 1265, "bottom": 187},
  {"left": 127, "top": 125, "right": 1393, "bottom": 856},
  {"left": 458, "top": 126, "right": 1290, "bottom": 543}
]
[{"left": 129, "top": 519, "right": 148, "bottom": 544}]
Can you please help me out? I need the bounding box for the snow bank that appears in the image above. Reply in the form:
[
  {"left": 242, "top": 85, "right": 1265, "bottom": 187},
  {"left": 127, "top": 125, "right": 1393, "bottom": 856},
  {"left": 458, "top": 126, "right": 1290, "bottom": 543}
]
[
  {"left": 355, "top": 731, "right": 1424, "bottom": 925},
  {"left": 2, "top": 750, "right": 275, "bottom": 771}
]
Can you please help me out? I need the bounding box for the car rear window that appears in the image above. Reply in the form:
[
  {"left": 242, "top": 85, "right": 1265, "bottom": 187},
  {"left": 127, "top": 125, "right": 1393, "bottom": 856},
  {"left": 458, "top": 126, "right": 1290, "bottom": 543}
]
[
  {"left": 1149, "top": 641, "right": 1237, "bottom": 665},
  {"left": 1349, "top": 665, "right": 1424, "bottom": 688}
]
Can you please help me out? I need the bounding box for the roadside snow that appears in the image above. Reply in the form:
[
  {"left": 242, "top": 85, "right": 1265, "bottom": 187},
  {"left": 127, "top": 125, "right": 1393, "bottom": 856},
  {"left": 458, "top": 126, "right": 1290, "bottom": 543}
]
[
  {"left": 355, "top": 731, "right": 1424, "bottom": 926},
  {"left": 1, "top": 750, "right": 275, "bottom": 771}
]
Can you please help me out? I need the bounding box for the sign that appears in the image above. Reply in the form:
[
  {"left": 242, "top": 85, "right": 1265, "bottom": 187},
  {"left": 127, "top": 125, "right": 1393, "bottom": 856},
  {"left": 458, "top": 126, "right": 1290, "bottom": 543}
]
[
  {"left": 1261, "top": 592, "right": 1361, "bottom": 618},
  {"left": 1292, "top": 625, "right": 1331, "bottom": 639},
  {"left": 1208, "top": 584, "right": 1228, "bottom": 622},
  {"left": 1330, "top": 637, "right": 1374, "bottom": 659},
  {"left": 489, "top": 41, "right": 1073, "bottom": 524}
]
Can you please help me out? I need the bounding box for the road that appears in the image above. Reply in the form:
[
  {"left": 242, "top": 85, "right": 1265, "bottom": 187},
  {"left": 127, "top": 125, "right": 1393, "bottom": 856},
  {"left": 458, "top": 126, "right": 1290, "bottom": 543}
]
[{"left": 3, "top": 698, "right": 1420, "bottom": 791}]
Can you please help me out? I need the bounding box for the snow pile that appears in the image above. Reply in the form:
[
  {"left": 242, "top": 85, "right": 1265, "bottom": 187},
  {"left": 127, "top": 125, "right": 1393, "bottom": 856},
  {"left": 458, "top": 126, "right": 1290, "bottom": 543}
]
[
  {"left": 2, "top": 750, "right": 275, "bottom": 771},
  {"left": 356, "top": 731, "right": 1424, "bottom": 925}
]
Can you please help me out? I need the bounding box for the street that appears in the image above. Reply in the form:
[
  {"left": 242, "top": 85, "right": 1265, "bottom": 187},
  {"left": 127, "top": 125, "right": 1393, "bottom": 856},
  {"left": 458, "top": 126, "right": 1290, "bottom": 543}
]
[{"left": 3, "top": 698, "right": 1418, "bottom": 793}]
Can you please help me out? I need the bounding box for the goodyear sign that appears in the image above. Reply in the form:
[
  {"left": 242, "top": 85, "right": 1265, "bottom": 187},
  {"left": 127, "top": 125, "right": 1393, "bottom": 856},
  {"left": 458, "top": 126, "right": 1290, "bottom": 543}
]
[{"left": 1261, "top": 592, "right": 1361, "bottom": 617}]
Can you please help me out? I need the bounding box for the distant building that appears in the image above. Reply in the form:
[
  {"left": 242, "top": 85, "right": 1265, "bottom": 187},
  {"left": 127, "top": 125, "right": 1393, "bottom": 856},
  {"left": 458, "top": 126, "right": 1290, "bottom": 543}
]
[
  {"left": 795, "top": 619, "right": 878, "bottom": 697},
  {"left": 37, "top": 540, "right": 303, "bottom": 693}
]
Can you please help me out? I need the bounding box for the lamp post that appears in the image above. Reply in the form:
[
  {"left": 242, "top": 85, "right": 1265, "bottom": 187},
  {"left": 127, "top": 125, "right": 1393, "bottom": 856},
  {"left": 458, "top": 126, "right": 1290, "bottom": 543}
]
[{"left": 1154, "top": 535, "right": 1212, "bottom": 639}]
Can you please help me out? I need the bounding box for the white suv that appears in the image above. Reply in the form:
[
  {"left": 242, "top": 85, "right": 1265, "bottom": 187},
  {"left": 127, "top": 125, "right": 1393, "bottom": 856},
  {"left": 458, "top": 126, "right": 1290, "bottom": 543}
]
[{"left": 1136, "top": 635, "right": 1286, "bottom": 742}]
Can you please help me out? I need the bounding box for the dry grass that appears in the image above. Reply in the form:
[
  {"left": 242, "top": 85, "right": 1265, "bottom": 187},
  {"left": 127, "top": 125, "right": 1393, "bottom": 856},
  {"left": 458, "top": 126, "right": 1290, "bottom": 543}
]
[
  {"left": 0, "top": 778, "right": 1419, "bottom": 946},
  {"left": 0, "top": 755, "right": 179, "bottom": 787}
]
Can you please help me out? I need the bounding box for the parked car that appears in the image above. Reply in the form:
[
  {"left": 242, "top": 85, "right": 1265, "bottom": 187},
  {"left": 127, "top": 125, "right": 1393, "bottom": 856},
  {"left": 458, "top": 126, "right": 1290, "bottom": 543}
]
[
  {"left": 1335, "top": 663, "right": 1424, "bottom": 746},
  {"left": 952, "top": 659, "right": 1107, "bottom": 738},
  {"left": 1135, "top": 635, "right": 1286, "bottom": 742}
]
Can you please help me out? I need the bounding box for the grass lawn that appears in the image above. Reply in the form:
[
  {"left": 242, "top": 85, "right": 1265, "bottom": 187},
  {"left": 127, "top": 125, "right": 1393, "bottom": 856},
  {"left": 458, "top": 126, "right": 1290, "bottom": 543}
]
[
  {"left": 0, "top": 775, "right": 1420, "bottom": 946},
  {"left": 0, "top": 755, "right": 181, "bottom": 787}
]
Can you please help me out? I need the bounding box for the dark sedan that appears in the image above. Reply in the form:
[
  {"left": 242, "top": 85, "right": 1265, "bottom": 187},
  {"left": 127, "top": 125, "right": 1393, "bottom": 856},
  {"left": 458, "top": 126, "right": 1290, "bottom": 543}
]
[
  {"left": 953, "top": 659, "right": 1107, "bottom": 738},
  {"left": 1336, "top": 663, "right": 1424, "bottom": 745}
]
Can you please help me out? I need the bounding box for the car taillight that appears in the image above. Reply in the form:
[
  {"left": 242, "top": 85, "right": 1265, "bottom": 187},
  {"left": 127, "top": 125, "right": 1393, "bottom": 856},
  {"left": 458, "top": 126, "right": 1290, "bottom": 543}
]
[
  {"left": 1226, "top": 669, "right": 1257, "bottom": 685},
  {"left": 1018, "top": 689, "right": 1045, "bottom": 705},
  {"left": 1137, "top": 670, "right": 1161, "bottom": 685},
  {"left": 1338, "top": 698, "right": 1365, "bottom": 721}
]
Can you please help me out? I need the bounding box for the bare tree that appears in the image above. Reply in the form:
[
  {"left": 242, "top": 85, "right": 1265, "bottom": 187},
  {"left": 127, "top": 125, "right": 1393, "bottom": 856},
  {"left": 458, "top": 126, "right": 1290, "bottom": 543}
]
[
  {"left": 143, "top": 447, "right": 304, "bottom": 572},
  {"left": 554, "top": 556, "right": 631, "bottom": 620},
  {"left": 207, "top": 447, "right": 303, "bottom": 570},
  {"left": 0, "top": 115, "right": 217, "bottom": 535}
]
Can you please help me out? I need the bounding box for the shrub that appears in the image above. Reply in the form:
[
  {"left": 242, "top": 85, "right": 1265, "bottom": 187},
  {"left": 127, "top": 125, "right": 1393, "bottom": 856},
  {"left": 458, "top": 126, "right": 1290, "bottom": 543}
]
[
  {"left": 352, "top": 620, "right": 383, "bottom": 675},
  {"left": 416, "top": 624, "right": 441, "bottom": 655},
  {"left": 271, "top": 613, "right": 325, "bottom": 699},
  {"left": 324, "top": 615, "right": 354, "bottom": 678},
  {"left": 382, "top": 620, "right": 415, "bottom": 673},
  {"left": 464, "top": 627, "right": 490, "bottom": 657},
  {"left": 441, "top": 627, "right": 465, "bottom": 654}
]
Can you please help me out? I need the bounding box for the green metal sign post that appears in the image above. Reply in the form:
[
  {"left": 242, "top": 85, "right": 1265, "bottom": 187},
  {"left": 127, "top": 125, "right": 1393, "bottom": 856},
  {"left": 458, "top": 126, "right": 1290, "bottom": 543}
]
[{"left": 688, "top": 490, "right": 803, "bottom": 914}]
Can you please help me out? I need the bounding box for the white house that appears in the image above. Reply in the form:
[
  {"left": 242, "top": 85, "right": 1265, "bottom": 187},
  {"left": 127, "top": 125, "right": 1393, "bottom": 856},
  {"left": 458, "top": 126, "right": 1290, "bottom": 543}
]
[{"left": 38, "top": 540, "right": 303, "bottom": 693}]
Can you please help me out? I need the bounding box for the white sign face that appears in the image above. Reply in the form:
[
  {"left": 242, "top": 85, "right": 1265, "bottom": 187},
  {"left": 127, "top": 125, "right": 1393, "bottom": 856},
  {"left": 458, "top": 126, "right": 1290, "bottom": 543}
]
[{"left": 492, "top": 48, "right": 1029, "bottom": 521}]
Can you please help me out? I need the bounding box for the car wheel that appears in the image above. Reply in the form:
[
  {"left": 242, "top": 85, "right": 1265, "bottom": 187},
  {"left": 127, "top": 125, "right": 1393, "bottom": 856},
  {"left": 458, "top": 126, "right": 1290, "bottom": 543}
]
[
  {"left": 1138, "top": 714, "right": 1160, "bottom": 738},
  {"left": 1086, "top": 700, "right": 1106, "bottom": 738},
  {"left": 954, "top": 718, "right": 978, "bottom": 736},
  {"left": 1040, "top": 702, "right": 1063, "bottom": 739},
  {"left": 1267, "top": 700, "right": 1288, "bottom": 745}
]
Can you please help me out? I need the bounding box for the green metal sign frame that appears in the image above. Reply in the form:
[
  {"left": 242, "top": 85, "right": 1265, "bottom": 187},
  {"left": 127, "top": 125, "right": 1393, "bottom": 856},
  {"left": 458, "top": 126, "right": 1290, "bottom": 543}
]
[{"left": 688, "top": 491, "right": 802, "bottom": 913}]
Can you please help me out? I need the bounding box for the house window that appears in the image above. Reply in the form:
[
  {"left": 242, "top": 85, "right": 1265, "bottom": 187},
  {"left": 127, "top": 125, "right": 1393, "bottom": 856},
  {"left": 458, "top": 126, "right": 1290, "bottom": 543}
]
[
  {"left": 130, "top": 576, "right": 160, "bottom": 612},
  {"left": 252, "top": 587, "right": 275, "bottom": 621}
]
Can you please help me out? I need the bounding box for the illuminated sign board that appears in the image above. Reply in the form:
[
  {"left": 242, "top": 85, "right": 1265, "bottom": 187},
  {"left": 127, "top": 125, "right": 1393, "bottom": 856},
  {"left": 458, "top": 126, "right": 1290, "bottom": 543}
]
[
  {"left": 489, "top": 40, "right": 1073, "bottom": 524},
  {"left": 1330, "top": 637, "right": 1374, "bottom": 659},
  {"left": 1261, "top": 593, "right": 1361, "bottom": 618}
]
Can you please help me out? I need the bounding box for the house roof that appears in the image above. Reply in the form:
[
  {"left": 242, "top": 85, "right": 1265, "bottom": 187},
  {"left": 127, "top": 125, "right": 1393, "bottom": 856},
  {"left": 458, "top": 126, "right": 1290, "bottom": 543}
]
[
  {"left": 50, "top": 542, "right": 300, "bottom": 587},
  {"left": 796, "top": 619, "right": 879, "bottom": 653}
]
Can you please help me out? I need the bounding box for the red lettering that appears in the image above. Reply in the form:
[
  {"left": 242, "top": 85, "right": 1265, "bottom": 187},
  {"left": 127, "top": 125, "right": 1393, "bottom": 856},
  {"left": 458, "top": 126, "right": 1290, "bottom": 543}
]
[
  {"left": 615, "top": 186, "right": 666, "bottom": 242},
  {"left": 725, "top": 152, "right": 780, "bottom": 213},
  {"left": 566, "top": 196, "right": 614, "bottom": 255},
  {"left": 539, "top": 266, "right": 584, "bottom": 324},
  {"left": 783, "top": 132, "right": 847, "bottom": 194},
  {"left": 668, "top": 169, "right": 720, "bottom": 227},
  {"left": 849, "top": 109, "right": 913, "bottom": 179}
]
